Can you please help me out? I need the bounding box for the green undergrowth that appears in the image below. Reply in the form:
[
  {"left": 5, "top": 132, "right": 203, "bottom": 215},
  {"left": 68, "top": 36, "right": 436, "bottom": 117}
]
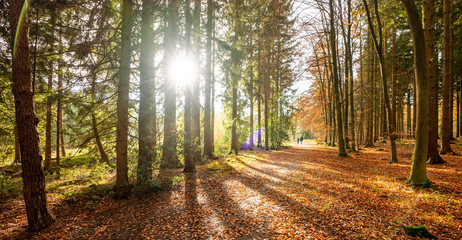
[{"left": 0, "top": 152, "right": 115, "bottom": 200}]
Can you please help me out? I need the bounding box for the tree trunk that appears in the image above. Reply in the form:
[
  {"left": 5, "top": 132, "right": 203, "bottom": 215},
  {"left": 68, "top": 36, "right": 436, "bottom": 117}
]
[
  {"left": 203, "top": 0, "right": 214, "bottom": 157},
  {"left": 230, "top": 0, "right": 240, "bottom": 154},
  {"left": 424, "top": 0, "right": 445, "bottom": 164},
  {"left": 115, "top": 0, "right": 134, "bottom": 199},
  {"left": 56, "top": 25, "right": 63, "bottom": 167},
  {"left": 441, "top": 0, "right": 454, "bottom": 154},
  {"left": 363, "top": 0, "right": 398, "bottom": 163},
  {"left": 402, "top": 0, "right": 430, "bottom": 186},
  {"left": 329, "top": 0, "right": 347, "bottom": 156},
  {"left": 249, "top": 58, "right": 254, "bottom": 148},
  {"left": 392, "top": 27, "right": 397, "bottom": 140},
  {"left": 192, "top": 0, "right": 201, "bottom": 162},
  {"left": 161, "top": 0, "right": 181, "bottom": 168},
  {"left": 9, "top": 0, "right": 55, "bottom": 230},
  {"left": 44, "top": 13, "right": 54, "bottom": 171},
  {"left": 365, "top": 32, "right": 374, "bottom": 147},
  {"left": 347, "top": 0, "right": 356, "bottom": 152},
  {"left": 183, "top": 0, "right": 194, "bottom": 173},
  {"left": 138, "top": 0, "right": 157, "bottom": 182}
]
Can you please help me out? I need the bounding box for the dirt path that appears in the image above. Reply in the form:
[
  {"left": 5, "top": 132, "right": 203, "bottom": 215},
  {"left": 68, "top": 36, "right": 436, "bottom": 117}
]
[{"left": 3, "top": 142, "right": 462, "bottom": 239}]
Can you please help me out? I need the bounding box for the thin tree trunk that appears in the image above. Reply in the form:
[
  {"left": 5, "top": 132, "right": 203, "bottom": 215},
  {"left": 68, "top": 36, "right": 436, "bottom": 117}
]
[
  {"left": 441, "top": 0, "right": 454, "bottom": 154},
  {"left": 56, "top": 25, "right": 62, "bottom": 167},
  {"left": 44, "top": 11, "right": 54, "bottom": 170},
  {"left": 329, "top": 0, "right": 347, "bottom": 156},
  {"left": 9, "top": 0, "right": 55, "bottom": 230},
  {"left": 363, "top": 0, "right": 398, "bottom": 163},
  {"left": 392, "top": 27, "right": 397, "bottom": 141},
  {"left": 183, "top": 0, "right": 194, "bottom": 173},
  {"left": 347, "top": 0, "right": 356, "bottom": 152},
  {"left": 230, "top": 0, "right": 240, "bottom": 153},
  {"left": 192, "top": 0, "right": 201, "bottom": 162},
  {"left": 249, "top": 55, "right": 254, "bottom": 148},
  {"left": 203, "top": 0, "right": 214, "bottom": 157},
  {"left": 91, "top": 113, "right": 110, "bottom": 165},
  {"left": 211, "top": 13, "right": 215, "bottom": 153}
]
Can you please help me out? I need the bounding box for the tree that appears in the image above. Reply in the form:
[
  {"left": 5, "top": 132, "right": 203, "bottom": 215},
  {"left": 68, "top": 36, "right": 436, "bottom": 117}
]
[
  {"left": 362, "top": 0, "right": 398, "bottom": 163},
  {"left": 192, "top": 0, "right": 201, "bottom": 162},
  {"left": 115, "top": 0, "right": 134, "bottom": 199},
  {"left": 138, "top": 0, "right": 157, "bottom": 185},
  {"left": 203, "top": 0, "right": 214, "bottom": 157},
  {"left": 9, "top": 0, "right": 55, "bottom": 230},
  {"left": 401, "top": 0, "right": 430, "bottom": 186},
  {"left": 44, "top": 11, "right": 55, "bottom": 171},
  {"left": 424, "top": 0, "right": 445, "bottom": 164},
  {"left": 183, "top": 0, "right": 195, "bottom": 173},
  {"left": 329, "top": 0, "right": 347, "bottom": 156},
  {"left": 161, "top": 0, "right": 181, "bottom": 168},
  {"left": 441, "top": 0, "right": 454, "bottom": 155},
  {"left": 230, "top": 0, "right": 241, "bottom": 154}
]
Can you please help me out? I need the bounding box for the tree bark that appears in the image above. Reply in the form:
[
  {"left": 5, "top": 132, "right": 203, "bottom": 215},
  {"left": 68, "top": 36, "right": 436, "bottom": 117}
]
[
  {"left": 363, "top": 0, "right": 398, "bottom": 163},
  {"left": 347, "top": 0, "right": 356, "bottom": 152},
  {"left": 203, "top": 0, "right": 214, "bottom": 157},
  {"left": 14, "top": 125, "right": 20, "bottom": 164},
  {"left": 115, "top": 0, "right": 134, "bottom": 198},
  {"left": 44, "top": 12, "right": 54, "bottom": 171},
  {"left": 329, "top": 0, "right": 347, "bottom": 156},
  {"left": 183, "top": 0, "right": 194, "bottom": 173},
  {"left": 9, "top": 0, "right": 55, "bottom": 230},
  {"left": 192, "top": 0, "right": 201, "bottom": 162},
  {"left": 161, "top": 0, "right": 181, "bottom": 168},
  {"left": 230, "top": 0, "right": 241, "bottom": 153},
  {"left": 402, "top": 0, "right": 430, "bottom": 186},
  {"left": 441, "top": 0, "right": 454, "bottom": 154},
  {"left": 138, "top": 0, "right": 157, "bottom": 182},
  {"left": 424, "top": 0, "right": 445, "bottom": 164},
  {"left": 56, "top": 25, "right": 63, "bottom": 167}
]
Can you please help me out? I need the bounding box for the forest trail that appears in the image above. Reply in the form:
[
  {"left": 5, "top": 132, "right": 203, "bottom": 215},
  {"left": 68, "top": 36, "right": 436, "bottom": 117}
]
[{"left": 3, "top": 141, "right": 462, "bottom": 239}]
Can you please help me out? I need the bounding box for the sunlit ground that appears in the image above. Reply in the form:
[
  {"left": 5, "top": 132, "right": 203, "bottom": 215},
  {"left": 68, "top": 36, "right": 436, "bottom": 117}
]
[{"left": 1, "top": 140, "right": 462, "bottom": 239}]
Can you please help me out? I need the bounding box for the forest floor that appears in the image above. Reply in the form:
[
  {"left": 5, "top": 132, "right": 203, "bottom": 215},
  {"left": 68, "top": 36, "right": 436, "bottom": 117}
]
[{"left": 1, "top": 140, "right": 462, "bottom": 239}]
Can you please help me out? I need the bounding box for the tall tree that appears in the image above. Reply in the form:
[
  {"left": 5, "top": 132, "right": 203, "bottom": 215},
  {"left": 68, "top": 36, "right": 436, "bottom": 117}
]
[
  {"left": 230, "top": 0, "right": 241, "bottom": 153},
  {"left": 424, "top": 0, "right": 445, "bottom": 164},
  {"left": 441, "top": 0, "right": 454, "bottom": 155},
  {"left": 192, "top": 0, "right": 201, "bottom": 162},
  {"left": 138, "top": 0, "right": 157, "bottom": 185},
  {"left": 347, "top": 0, "right": 356, "bottom": 152},
  {"left": 401, "top": 0, "right": 430, "bottom": 186},
  {"left": 161, "top": 0, "right": 181, "bottom": 168},
  {"left": 115, "top": 0, "right": 134, "bottom": 199},
  {"left": 183, "top": 0, "right": 195, "bottom": 173},
  {"left": 362, "top": 0, "right": 398, "bottom": 163},
  {"left": 329, "top": 0, "right": 347, "bottom": 156},
  {"left": 203, "top": 0, "right": 214, "bottom": 157},
  {"left": 56, "top": 24, "right": 63, "bottom": 166},
  {"left": 44, "top": 11, "right": 55, "bottom": 171},
  {"left": 9, "top": 0, "right": 55, "bottom": 230}
]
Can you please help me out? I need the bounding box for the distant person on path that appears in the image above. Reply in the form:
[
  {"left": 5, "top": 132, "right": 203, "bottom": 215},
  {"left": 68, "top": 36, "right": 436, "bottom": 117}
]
[
  {"left": 297, "top": 138, "right": 300, "bottom": 144},
  {"left": 300, "top": 136, "right": 304, "bottom": 144}
]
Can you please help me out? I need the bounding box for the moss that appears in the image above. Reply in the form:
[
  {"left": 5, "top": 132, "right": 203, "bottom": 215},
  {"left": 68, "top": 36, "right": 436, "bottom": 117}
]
[{"left": 404, "top": 225, "right": 437, "bottom": 239}]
